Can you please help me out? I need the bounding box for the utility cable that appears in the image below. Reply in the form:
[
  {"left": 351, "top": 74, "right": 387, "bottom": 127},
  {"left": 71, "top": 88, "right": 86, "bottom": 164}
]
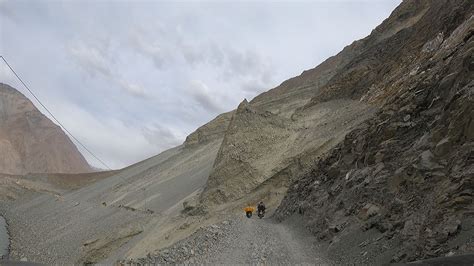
[
  {"left": 1, "top": 56, "right": 150, "bottom": 212},
  {"left": 0, "top": 55, "right": 112, "bottom": 170}
]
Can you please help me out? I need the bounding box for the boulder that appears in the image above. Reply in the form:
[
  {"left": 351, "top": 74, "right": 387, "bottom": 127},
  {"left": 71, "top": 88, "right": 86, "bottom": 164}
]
[
  {"left": 442, "top": 219, "right": 461, "bottom": 236},
  {"left": 358, "top": 203, "right": 380, "bottom": 221},
  {"left": 422, "top": 32, "right": 444, "bottom": 53},
  {"left": 417, "top": 150, "right": 443, "bottom": 171}
]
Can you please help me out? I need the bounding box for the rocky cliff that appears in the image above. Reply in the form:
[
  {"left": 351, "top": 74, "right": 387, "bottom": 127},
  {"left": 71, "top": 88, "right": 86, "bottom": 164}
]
[
  {"left": 276, "top": 0, "right": 474, "bottom": 264},
  {"left": 0, "top": 83, "right": 91, "bottom": 174},
  {"left": 198, "top": 2, "right": 451, "bottom": 206}
]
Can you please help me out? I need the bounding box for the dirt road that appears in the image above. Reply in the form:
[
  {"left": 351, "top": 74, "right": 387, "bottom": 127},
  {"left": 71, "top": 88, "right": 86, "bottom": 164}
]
[
  {"left": 134, "top": 214, "right": 328, "bottom": 265},
  {"left": 198, "top": 215, "right": 327, "bottom": 265}
]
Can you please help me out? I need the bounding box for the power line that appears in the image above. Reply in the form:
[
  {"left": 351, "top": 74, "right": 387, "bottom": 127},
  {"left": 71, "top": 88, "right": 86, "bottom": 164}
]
[
  {"left": 0, "top": 55, "right": 112, "bottom": 170},
  {"left": 1, "top": 56, "right": 151, "bottom": 213}
]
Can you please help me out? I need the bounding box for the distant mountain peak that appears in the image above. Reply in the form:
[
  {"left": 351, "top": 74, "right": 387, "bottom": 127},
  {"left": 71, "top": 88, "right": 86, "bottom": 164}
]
[{"left": 0, "top": 83, "right": 92, "bottom": 174}]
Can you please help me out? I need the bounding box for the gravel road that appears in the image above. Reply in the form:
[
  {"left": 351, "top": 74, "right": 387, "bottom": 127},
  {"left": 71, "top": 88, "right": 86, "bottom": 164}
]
[
  {"left": 198, "top": 215, "right": 327, "bottom": 265},
  {"left": 130, "top": 214, "right": 328, "bottom": 265}
]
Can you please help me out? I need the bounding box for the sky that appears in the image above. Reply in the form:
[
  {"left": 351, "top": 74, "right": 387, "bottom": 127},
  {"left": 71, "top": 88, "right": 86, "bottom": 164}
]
[{"left": 0, "top": 0, "right": 401, "bottom": 169}]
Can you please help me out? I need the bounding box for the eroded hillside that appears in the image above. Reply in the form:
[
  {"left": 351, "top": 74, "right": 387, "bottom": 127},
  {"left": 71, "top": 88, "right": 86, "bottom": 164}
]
[
  {"left": 276, "top": 0, "right": 474, "bottom": 264},
  {"left": 197, "top": 0, "right": 437, "bottom": 207}
]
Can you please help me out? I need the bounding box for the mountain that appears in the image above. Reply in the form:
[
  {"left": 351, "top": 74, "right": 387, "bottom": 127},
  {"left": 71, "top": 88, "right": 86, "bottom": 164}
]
[
  {"left": 196, "top": 1, "right": 437, "bottom": 205},
  {"left": 0, "top": 0, "right": 472, "bottom": 264},
  {"left": 0, "top": 83, "right": 91, "bottom": 174},
  {"left": 276, "top": 0, "right": 474, "bottom": 264}
]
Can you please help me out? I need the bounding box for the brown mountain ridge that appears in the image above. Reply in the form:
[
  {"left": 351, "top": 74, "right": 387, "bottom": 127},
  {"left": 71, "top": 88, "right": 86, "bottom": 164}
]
[{"left": 0, "top": 83, "right": 91, "bottom": 174}]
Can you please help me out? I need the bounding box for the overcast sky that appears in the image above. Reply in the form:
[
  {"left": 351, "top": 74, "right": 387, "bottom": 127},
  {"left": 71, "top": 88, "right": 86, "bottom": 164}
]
[{"left": 0, "top": 0, "right": 400, "bottom": 169}]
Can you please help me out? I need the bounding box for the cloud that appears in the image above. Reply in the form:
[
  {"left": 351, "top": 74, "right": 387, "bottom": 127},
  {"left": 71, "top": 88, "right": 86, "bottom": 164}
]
[
  {"left": 142, "top": 124, "right": 183, "bottom": 151},
  {"left": 129, "top": 30, "right": 169, "bottom": 69},
  {"left": 128, "top": 23, "right": 173, "bottom": 69},
  {"left": 225, "top": 49, "right": 262, "bottom": 77},
  {"left": 180, "top": 42, "right": 207, "bottom": 67},
  {"left": 68, "top": 41, "right": 150, "bottom": 98},
  {"left": 118, "top": 79, "right": 148, "bottom": 98},
  {"left": 0, "top": 0, "right": 16, "bottom": 22},
  {"left": 126, "top": 26, "right": 276, "bottom": 113},
  {"left": 68, "top": 42, "right": 112, "bottom": 78},
  {"left": 55, "top": 102, "right": 177, "bottom": 168},
  {"left": 178, "top": 42, "right": 275, "bottom": 99},
  {"left": 178, "top": 41, "right": 274, "bottom": 86},
  {"left": 188, "top": 80, "right": 224, "bottom": 113},
  {"left": 128, "top": 25, "right": 275, "bottom": 91},
  {"left": 241, "top": 79, "right": 267, "bottom": 94},
  {"left": 1, "top": 0, "right": 401, "bottom": 168},
  {"left": 221, "top": 48, "right": 275, "bottom": 94},
  {"left": 0, "top": 63, "right": 17, "bottom": 86}
]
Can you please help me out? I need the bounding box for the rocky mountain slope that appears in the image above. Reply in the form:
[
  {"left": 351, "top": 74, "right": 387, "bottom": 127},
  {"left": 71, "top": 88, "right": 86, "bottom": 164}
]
[
  {"left": 198, "top": 0, "right": 443, "bottom": 206},
  {"left": 202, "top": 98, "right": 373, "bottom": 204},
  {"left": 276, "top": 0, "right": 474, "bottom": 264},
  {"left": 1, "top": 0, "right": 472, "bottom": 264},
  {"left": 0, "top": 83, "right": 91, "bottom": 174}
]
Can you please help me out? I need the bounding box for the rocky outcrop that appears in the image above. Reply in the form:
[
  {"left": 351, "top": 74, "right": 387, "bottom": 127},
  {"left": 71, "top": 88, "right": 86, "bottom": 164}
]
[
  {"left": 276, "top": 1, "right": 474, "bottom": 264},
  {"left": 202, "top": 100, "right": 294, "bottom": 203},
  {"left": 0, "top": 83, "right": 91, "bottom": 174},
  {"left": 309, "top": 0, "right": 468, "bottom": 106},
  {"left": 250, "top": 1, "right": 431, "bottom": 116},
  {"left": 201, "top": 97, "right": 375, "bottom": 204},
  {"left": 184, "top": 111, "right": 233, "bottom": 147},
  {"left": 199, "top": 0, "right": 440, "bottom": 206}
]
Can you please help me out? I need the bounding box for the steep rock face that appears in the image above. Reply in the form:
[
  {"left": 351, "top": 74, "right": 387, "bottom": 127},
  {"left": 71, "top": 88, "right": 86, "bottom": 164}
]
[
  {"left": 184, "top": 111, "right": 233, "bottom": 147},
  {"left": 202, "top": 98, "right": 375, "bottom": 204},
  {"left": 308, "top": 0, "right": 462, "bottom": 105},
  {"left": 0, "top": 83, "right": 91, "bottom": 174},
  {"left": 199, "top": 0, "right": 437, "bottom": 205},
  {"left": 250, "top": 1, "right": 430, "bottom": 116},
  {"left": 203, "top": 100, "right": 294, "bottom": 202},
  {"left": 276, "top": 0, "right": 474, "bottom": 264}
]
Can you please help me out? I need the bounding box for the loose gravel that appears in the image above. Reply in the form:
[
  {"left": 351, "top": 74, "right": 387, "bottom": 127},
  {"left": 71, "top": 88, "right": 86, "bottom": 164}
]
[{"left": 125, "top": 214, "right": 328, "bottom": 265}]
